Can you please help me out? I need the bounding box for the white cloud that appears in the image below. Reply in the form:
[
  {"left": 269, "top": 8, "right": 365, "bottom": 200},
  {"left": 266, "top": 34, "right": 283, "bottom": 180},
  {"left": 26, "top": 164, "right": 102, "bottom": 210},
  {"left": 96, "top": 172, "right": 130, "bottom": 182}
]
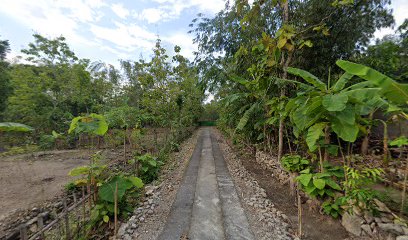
[
  {"left": 90, "top": 21, "right": 157, "bottom": 52},
  {"left": 374, "top": 0, "right": 408, "bottom": 39},
  {"left": 140, "top": 8, "right": 167, "bottom": 24},
  {"left": 134, "top": 0, "right": 225, "bottom": 24},
  {"left": 111, "top": 3, "right": 130, "bottom": 19},
  {"left": 0, "top": 0, "right": 105, "bottom": 47}
]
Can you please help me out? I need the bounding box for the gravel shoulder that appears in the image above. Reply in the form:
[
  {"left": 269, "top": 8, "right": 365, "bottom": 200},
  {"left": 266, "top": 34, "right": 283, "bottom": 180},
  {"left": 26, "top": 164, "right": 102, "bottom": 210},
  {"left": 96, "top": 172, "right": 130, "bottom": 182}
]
[
  {"left": 212, "top": 128, "right": 295, "bottom": 240},
  {"left": 119, "top": 128, "right": 201, "bottom": 240}
]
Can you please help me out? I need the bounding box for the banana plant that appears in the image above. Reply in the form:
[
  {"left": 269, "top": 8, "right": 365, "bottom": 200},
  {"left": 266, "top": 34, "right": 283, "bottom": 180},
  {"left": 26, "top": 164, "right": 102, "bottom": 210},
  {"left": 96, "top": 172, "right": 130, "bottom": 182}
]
[
  {"left": 284, "top": 67, "right": 386, "bottom": 171},
  {"left": 0, "top": 122, "right": 34, "bottom": 132}
]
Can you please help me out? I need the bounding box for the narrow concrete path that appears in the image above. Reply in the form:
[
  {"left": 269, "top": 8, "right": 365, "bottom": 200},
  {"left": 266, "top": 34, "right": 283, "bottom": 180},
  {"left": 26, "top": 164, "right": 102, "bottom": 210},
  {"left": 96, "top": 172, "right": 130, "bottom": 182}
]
[{"left": 158, "top": 128, "right": 255, "bottom": 240}]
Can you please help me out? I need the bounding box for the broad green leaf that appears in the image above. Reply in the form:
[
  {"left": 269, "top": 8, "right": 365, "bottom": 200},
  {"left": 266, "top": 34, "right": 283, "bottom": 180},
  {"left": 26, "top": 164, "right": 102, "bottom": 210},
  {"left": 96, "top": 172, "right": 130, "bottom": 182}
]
[
  {"left": 306, "top": 122, "right": 327, "bottom": 152},
  {"left": 336, "top": 60, "right": 408, "bottom": 104},
  {"left": 99, "top": 176, "right": 133, "bottom": 203},
  {"left": 236, "top": 103, "right": 259, "bottom": 131},
  {"left": 103, "top": 215, "right": 109, "bottom": 223},
  {"left": 332, "top": 72, "right": 354, "bottom": 92},
  {"left": 389, "top": 136, "right": 408, "bottom": 147},
  {"left": 300, "top": 168, "right": 311, "bottom": 174},
  {"left": 0, "top": 122, "right": 34, "bottom": 132},
  {"left": 277, "top": 38, "right": 287, "bottom": 49},
  {"left": 313, "top": 178, "right": 326, "bottom": 190},
  {"left": 287, "top": 67, "right": 326, "bottom": 91},
  {"left": 68, "top": 166, "right": 90, "bottom": 176},
  {"left": 325, "top": 179, "right": 342, "bottom": 191},
  {"left": 297, "top": 173, "right": 312, "bottom": 186},
  {"left": 68, "top": 116, "right": 82, "bottom": 134},
  {"left": 331, "top": 105, "right": 355, "bottom": 125},
  {"left": 89, "top": 113, "right": 109, "bottom": 136},
  {"left": 345, "top": 88, "right": 381, "bottom": 102},
  {"left": 230, "top": 75, "right": 250, "bottom": 86},
  {"left": 331, "top": 116, "right": 359, "bottom": 142},
  {"left": 128, "top": 176, "right": 144, "bottom": 188},
  {"left": 148, "top": 159, "right": 157, "bottom": 167},
  {"left": 322, "top": 93, "right": 348, "bottom": 111}
]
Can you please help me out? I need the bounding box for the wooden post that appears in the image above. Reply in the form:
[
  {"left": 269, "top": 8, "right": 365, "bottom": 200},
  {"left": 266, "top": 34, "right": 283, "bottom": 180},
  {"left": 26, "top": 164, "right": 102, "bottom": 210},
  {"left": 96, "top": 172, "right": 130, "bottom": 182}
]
[
  {"left": 114, "top": 182, "right": 118, "bottom": 238},
  {"left": 19, "top": 224, "right": 28, "bottom": 240},
  {"left": 63, "top": 196, "right": 71, "bottom": 240},
  {"left": 297, "top": 185, "right": 302, "bottom": 238},
  {"left": 82, "top": 187, "right": 85, "bottom": 222}
]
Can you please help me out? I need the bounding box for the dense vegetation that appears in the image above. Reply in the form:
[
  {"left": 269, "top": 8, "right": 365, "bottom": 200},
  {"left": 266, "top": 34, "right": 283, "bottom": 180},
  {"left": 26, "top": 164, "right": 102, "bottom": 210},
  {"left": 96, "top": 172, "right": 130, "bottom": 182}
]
[
  {"left": 190, "top": 0, "right": 408, "bottom": 233},
  {"left": 1, "top": 0, "right": 408, "bottom": 238}
]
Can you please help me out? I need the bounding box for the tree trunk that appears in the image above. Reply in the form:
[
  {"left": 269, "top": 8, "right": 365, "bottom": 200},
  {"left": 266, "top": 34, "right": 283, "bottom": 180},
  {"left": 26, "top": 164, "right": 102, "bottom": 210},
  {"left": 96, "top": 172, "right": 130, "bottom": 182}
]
[
  {"left": 278, "top": 0, "right": 290, "bottom": 162},
  {"left": 323, "top": 126, "right": 330, "bottom": 161},
  {"left": 361, "top": 112, "right": 374, "bottom": 155}
]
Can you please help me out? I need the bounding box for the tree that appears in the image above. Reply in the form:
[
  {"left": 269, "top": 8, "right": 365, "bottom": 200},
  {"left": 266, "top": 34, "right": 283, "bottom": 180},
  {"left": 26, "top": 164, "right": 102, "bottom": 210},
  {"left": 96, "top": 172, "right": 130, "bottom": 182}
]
[
  {"left": 0, "top": 38, "right": 11, "bottom": 120},
  {"left": 356, "top": 20, "right": 408, "bottom": 83}
]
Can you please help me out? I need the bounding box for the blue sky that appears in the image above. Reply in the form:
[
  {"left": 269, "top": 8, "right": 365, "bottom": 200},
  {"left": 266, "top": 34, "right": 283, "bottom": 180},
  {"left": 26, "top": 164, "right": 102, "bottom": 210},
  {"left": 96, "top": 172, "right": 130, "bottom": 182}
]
[{"left": 0, "top": 0, "right": 406, "bottom": 65}]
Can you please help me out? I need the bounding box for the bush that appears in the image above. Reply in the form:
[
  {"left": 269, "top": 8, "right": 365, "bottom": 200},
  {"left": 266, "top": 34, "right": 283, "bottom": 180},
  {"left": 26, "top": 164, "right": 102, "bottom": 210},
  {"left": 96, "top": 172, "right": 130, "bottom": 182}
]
[{"left": 132, "top": 153, "right": 163, "bottom": 183}]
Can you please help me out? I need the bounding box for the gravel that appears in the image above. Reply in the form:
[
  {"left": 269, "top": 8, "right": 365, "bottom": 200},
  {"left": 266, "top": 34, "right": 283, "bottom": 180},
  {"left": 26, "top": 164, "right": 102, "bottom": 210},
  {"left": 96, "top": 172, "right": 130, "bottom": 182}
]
[
  {"left": 212, "top": 129, "right": 295, "bottom": 240},
  {"left": 118, "top": 129, "right": 200, "bottom": 240}
]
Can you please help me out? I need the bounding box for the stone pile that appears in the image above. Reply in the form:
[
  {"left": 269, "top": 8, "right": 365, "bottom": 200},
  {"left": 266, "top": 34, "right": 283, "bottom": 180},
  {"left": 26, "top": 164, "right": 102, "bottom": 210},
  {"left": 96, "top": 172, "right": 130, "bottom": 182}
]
[
  {"left": 255, "top": 150, "right": 290, "bottom": 183},
  {"left": 342, "top": 199, "right": 408, "bottom": 240},
  {"left": 118, "top": 185, "right": 161, "bottom": 240}
]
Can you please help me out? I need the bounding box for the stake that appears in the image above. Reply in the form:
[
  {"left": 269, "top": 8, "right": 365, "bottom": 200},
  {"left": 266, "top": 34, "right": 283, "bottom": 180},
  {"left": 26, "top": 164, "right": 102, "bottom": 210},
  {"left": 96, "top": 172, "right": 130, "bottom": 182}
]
[
  {"left": 401, "top": 152, "right": 408, "bottom": 216},
  {"left": 114, "top": 182, "right": 118, "bottom": 237},
  {"left": 297, "top": 185, "right": 302, "bottom": 238},
  {"left": 64, "top": 196, "right": 71, "bottom": 240}
]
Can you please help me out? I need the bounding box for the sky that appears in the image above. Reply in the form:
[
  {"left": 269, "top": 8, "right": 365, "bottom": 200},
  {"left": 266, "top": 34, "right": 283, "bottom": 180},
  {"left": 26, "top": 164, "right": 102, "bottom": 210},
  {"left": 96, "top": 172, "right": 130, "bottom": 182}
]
[{"left": 0, "top": 0, "right": 407, "bottom": 66}]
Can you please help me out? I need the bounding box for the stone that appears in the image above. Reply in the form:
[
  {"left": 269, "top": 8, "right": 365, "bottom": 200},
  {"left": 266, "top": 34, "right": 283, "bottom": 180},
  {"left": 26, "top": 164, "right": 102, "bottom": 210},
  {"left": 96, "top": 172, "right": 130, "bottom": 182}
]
[
  {"left": 341, "top": 212, "right": 363, "bottom": 236},
  {"left": 378, "top": 223, "right": 405, "bottom": 235},
  {"left": 382, "top": 216, "right": 393, "bottom": 223},
  {"left": 118, "top": 224, "right": 127, "bottom": 236},
  {"left": 375, "top": 217, "right": 383, "bottom": 223},
  {"left": 396, "top": 236, "right": 408, "bottom": 240},
  {"left": 374, "top": 199, "right": 392, "bottom": 213},
  {"left": 364, "top": 212, "right": 374, "bottom": 224},
  {"left": 353, "top": 206, "right": 363, "bottom": 216},
  {"left": 361, "top": 224, "right": 373, "bottom": 236}
]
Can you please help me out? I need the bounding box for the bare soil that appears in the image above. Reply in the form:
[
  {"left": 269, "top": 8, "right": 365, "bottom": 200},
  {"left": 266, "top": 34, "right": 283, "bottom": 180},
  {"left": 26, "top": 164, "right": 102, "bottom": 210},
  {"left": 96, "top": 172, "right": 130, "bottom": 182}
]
[{"left": 0, "top": 149, "right": 122, "bottom": 220}]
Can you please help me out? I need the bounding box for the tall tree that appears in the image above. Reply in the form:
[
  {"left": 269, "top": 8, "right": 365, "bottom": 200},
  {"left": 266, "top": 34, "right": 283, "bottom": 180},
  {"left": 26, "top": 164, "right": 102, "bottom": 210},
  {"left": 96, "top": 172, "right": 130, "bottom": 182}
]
[{"left": 0, "top": 38, "right": 11, "bottom": 120}]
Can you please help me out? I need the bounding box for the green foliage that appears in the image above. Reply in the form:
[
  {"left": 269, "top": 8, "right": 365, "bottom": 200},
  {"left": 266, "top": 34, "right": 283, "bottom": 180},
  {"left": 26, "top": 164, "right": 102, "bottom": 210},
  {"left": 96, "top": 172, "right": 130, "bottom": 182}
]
[
  {"left": 105, "top": 106, "right": 141, "bottom": 129},
  {"left": 322, "top": 198, "right": 343, "bottom": 218},
  {"left": 389, "top": 136, "right": 408, "bottom": 147},
  {"left": 0, "top": 122, "right": 34, "bottom": 132},
  {"left": 68, "top": 113, "right": 108, "bottom": 136},
  {"left": 132, "top": 153, "right": 163, "bottom": 183},
  {"left": 281, "top": 155, "right": 310, "bottom": 172},
  {"left": 296, "top": 168, "right": 342, "bottom": 198},
  {"left": 336, "top": 60, "right": 408, "bottom": 105},
  {"left": 338, "top": 188, "right": 377, "bottom": 213},
  {"left": 98, "top": 175, "right": 143, "bottom": 203},
  {"left": 91, "top": 175, "right": 143, "bottom": 227},
  {"left": 344, "top": 166, "right": 384, "bottom": 190}
]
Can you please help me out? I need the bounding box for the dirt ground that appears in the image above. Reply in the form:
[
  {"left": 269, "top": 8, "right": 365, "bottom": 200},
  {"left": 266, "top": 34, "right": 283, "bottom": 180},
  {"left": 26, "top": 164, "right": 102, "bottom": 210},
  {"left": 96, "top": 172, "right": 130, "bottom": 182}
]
[{"left": 0, "top": 149, "right": 120, "bottom": 220}]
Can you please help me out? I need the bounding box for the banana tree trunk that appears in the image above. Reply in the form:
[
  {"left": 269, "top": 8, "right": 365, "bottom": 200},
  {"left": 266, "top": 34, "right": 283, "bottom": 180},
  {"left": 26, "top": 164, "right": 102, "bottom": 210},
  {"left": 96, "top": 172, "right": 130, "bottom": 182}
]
[{"left": 361, "top": 112, "right": 374, "bottom": 155}]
